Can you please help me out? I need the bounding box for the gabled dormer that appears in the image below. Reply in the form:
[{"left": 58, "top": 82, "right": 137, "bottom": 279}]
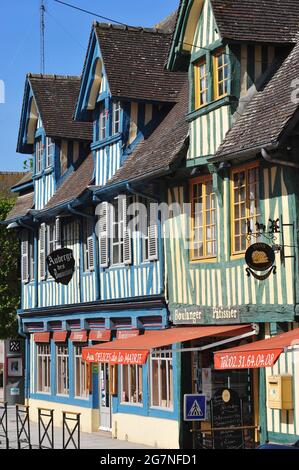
[
  {"left": 75, "top": 22, "right": 186, "bottom": 186},
  {"left": 17, "top": 74, "right": 92, "bottom": 209},
  {"left": 168, "top": 0, "right": 296, "bottom": 165}
]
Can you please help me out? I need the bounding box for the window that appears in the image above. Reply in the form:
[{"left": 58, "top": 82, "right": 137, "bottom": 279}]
[
  {"left": 231, "top": 163, "right": 260, "bottom": 255},
  {"left": 82, "top": 218, "right": 94, "bottom": 272},
  {"left": 150, "top": 349, "right": 173, "bottom": 409},
  {"left": 47, "top": 223, "right": 55, "bottom": 256},
  {"left": 46, "top": 137, "right": 55, "bottom": 168},
  {"left": 56, "top": 344, "right": 69, "bottom": 395},
  {"left": 112, "top": 101, "right": 121, "bottom": 134},
  {"left": 111, "top": 197, "right": 125, "bottom": 266},
  {"left": 36, "top": 138, "right": 43, "bottom": 173},
  {"left": 74, "top": 345, "right": 89, "bottom": 398},
  {"left": 99, "top": 102, "right": 107, "bottom": 140},
  {"left": 37, "top": 344, "right": 51, "bottom": 393},
  {"left": 121, "top": 365, "right": 142, "bottom": 405},
  {"left": 28, "top": 232, "right": 35, "bottom": 281},
  {"left": 194, "top": 58, "right": 208, "bottom": 109},
  {"left": 213, "top": 48, "right": 229, "bottom": 99},
  {"left": 190, "top": 176, "right": 216, "bottom": 260}
]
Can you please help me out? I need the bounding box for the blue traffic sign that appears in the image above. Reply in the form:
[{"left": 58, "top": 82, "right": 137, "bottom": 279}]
[{"left": 184, "top": 394, "right": 206, "bottom": 421}]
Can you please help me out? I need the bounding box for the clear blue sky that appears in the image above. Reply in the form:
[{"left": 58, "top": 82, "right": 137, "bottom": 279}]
[{"left": 0, "top": 0, "right": 179, "bottom": 171}]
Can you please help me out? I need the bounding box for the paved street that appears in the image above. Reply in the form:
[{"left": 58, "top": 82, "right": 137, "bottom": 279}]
[{"left": 0, "top": 405, "right": 154, "bottom": 450}]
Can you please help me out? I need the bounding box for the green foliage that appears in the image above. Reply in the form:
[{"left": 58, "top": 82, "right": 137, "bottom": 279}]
[
  {"left": 23, "top": 157, "right": 33, "bottom": 171},
  {"left": 0, "top": 198, "right": 20, "bottom": 338}
]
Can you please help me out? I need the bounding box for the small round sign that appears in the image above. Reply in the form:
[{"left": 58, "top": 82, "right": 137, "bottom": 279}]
[
  {"left": 245, "top": 243, "right": 275, "bottom": 272},
  {"left": 222, "top": 389, "right": 231, "bottom": 403}
]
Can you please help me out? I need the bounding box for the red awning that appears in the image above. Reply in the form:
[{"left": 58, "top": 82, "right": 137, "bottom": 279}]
[
  {"left": 214, "top": 328, "right": 299, "bottom": 370},
  {"left": 34, "top": 332, "right": 50, "bottom": 343},
  {"left": 53, "top": 331, "right": 68, "bottom": 343},
  {"left": 70, "top": 330, "right": 88, "bottom": 342},
  {"left": 116, "top": 329, "right": 140, "bottom": 340},
  {"left": 82, "top": 325, "right": 252, "bottom": 365},
  {"left": 89, "top": 330, "right": 111, "bottom": 342}
]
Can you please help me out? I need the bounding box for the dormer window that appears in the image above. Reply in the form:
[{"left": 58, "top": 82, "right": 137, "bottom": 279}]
[
  {"left": 213, "top": 48, "right": 229, "bottom": 100},
  {"left": 112, "top": 101, "right": 121, "bottom": 135},
  {"left": 194, "top": 58, "right": 208, "bottom": 109},
  {"left": 36, "top": 138, "right": 43, "bottom": 173},
  {"left": 46, "top": 137, "right": 55, "bottom": 168},
  {"left": 99, "top": 102, "right": 107, "bottom": 140}
]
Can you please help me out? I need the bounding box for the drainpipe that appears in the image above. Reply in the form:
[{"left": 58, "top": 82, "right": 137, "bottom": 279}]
[
  {"left": 67, "top": 204, "right": 100, "bottom": 301},
  {"left": 126, "top": 183, "right": 160, "bottom": 203},
  {"left": 261, "top": 148, "right": 299, "bottom": 169}
]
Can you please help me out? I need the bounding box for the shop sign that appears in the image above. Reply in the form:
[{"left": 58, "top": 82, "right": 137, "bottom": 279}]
[
  {"left": 245, "top": 243, "right": 276, "bottom": 280},
  {"left": 82, "top": 348, "right": 148, "bottom": 365},
  {"left": 46, "top": 248, "right": 75, "bottom": 285},
  {"left": 171, "top": 306, "right": 240, "bottom": 325},
  {"left": 214, "top": 348, "right": 282, "bottom": 370},
  {"left": 116, "top": 329, "right": 140, "bottom": 340},
  {"left": 211, "top": 389, "right": 244, "bottom": 449},
  {"left": 10, "top": 387, "right": 20, "bottom": 396},
  {"left": 184, "top": 394, "right": 206, "bottom": 421}
]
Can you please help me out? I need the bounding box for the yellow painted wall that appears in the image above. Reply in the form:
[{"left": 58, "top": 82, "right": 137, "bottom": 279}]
[
  {"left": 112, "top": 413, "right": 180, "bottom": 449},
  {"left": 27, "top": 398, "right": 99, "bottom": 433}
]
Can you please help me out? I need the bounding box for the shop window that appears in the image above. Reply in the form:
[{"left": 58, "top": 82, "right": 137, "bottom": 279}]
[
  {"left": 194, "top": 58, "right": 208, "bottom": 109},
  {"left": 121, "top": 364, "right": 143, "bottom": 405},
  {"left": 36, "top": 137, "right": 43, "bottom": 173},
  {"left": 190, "top": 176, "right": 216, "bottom": 260},
  {"left": 46, "top": 137, "right": 55, "bottom": 168},
  {"left": 112, "top": 101, "right": 121, "bottom": 135},
  {"left": 150, "top": 348, "right": 173, "bottom": 409},
  {"left": 74, "top": 345, "right": 89, "bottom": 399},
  {"left": 37, "top": 344, "right": 51, "bottom": 393},
  {"left": 231, "top": 163, "right": 260, "bottom": 255},
  {"left": 56, "top": 344, "right": 69, "bottom": 396},
  {"left": 213, "top": 48, "right": 229, "bottom": 99}
]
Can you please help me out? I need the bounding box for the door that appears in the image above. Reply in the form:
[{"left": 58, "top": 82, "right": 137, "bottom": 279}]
[{"left": 99, "top": 363, "right": 111, "bottom": 431}]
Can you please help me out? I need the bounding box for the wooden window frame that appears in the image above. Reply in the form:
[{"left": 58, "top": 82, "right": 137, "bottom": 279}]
[
  {"left": 36, "top": 344, "right": 51, "bottom": 394},
  {"left": 36, "top": 138, "right": 43, "bottom": 174},
  {"left": 230, "top": 162, "right": 260, "bottom": 257},
  {"left": 150, "top": 348, "right": 173, "bottom": 410},
  {"left": 45, "top": 137, "right": 55, "bottom": 168},
  {"left": 190, "top": 175, "right": 217, "bottom": 262},
  {"left": 120, "top": 364, "right": 143, "bottom": 406},
  {"left": 213, "top": 47, "right": 229, "bottom": 100},
  {"left": 74, "top": 344, "right": 89, "bottom": 399},
  {"left": 112, "top": 101, "right": 121, "bottom": 135},
  {"left": 56, "top": 344, "right": 69, "bottom": 396},
  {"left": 194, "top": 57, "right": 208, "bottom": 109}
]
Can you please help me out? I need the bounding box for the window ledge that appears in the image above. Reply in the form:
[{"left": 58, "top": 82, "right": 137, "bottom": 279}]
[
  {"left": 187, "top": 95, "right": 231, "bottom": 122},
  {"left": 120, "top": 402, "right": 143, "bottom": 407}
]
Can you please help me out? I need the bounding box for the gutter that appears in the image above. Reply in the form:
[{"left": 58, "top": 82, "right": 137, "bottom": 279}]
[
  {"left": 261, "top": 148, "right": 299, "bottom": 169},
  {"left": 208, "top": 142, "right": 277, "bottom": 164}
]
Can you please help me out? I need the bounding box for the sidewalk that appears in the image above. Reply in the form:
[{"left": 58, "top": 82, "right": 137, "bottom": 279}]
[{"left": 1, "top": 405, "right": 154, "bottom": 450}]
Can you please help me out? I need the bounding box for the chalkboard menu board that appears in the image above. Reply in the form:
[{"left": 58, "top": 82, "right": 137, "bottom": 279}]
[{"left": 211, "top": 389, "right": 244, "bottom": 449}]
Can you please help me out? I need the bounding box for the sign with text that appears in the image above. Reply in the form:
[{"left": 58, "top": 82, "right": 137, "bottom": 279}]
[
  {"left": 82, "top": 348, "right": 148, "bottom": 365},
  {"left": 46, "top": 248, "right": 75, "bottom": 285},
  {"left": 171, "top": 305, "right": 240, "bottom": 325},
  {"left": 245, "top": 243, "right": 276, "bottom": 280},
  {"left": 214, "top": 348, "right": 283, "bottom": 370},
  {"left": 184, "top": 394, "right": 206, "bottom": 421},
  {"left": 211, "top": 389, "right": 244, "bottom": 449}
]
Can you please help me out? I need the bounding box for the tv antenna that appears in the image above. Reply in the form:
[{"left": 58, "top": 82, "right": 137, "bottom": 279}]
[{"left": 40, "top": 0, "right": 46, "bottom": 74}]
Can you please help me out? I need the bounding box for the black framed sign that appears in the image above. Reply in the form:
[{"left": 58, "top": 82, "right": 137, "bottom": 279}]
[
  {"left": 46, "top": 248, "right": 75, "bottom": 285},
  {"left": 245, "top": 243, "right": 276, "bottom": 280}
]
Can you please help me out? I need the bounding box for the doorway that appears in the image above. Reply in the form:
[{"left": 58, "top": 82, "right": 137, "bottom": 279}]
[{"left": 99, "top": 363, "right": 111, "bottom": 431}]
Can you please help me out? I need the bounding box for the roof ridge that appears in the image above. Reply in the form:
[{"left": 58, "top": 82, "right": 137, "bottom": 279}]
[
  {"left": 93, "top": 21, "right": 170, "bottom": 35},
  {"left": 27, "top": 73, "right": 80, "bottom": 80}
]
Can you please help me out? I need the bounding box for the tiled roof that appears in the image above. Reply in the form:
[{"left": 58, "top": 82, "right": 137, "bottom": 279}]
[
  {"left": 215, "top": 42, "right": 299, "bottom": 159},
  {"left": 5, "top": 192, "right": 34, "bottom": 222},
  {"left": 155, "top": 11, "right": 178, "bottom": 33},
  {"left": 28, "top": 74, "right": 93, "bottom": 141},
  {"left": 211, "top": 0, "right": 299, "bottom": 44},
  {"left": 11, "top": 172, "right": 33, "bottom": 189},
  {"left": 94, "top": 23, "right": 186, "bottom": 102},
  {"left": 0, "top": 172, "right": 27, "bottom": 198},
  {"left": 42, "top": 153, "right": 94, "bottom": 211},
  {"left": 107, "top": 80, "right": 189, "bottom": 185}
]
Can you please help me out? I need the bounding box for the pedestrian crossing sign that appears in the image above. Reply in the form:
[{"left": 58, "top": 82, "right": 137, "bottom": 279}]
[{"left": 184, "top": 394, "right": 206, "bottom": 421}]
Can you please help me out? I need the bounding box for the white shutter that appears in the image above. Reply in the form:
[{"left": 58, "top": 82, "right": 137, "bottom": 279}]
[
  {"left": 39, "top": 223, "right": 46, "bottom": 280},
  {"left": 148, "top": 204, "right": 158, "bottom": 261},
  {"left": 98, "top": 202, "right": 109, "bottom": 268},
  {"left": 21, "top": 231, "right": 29, "bottom": 283},
  {"left": 55, "top": 217, "right": 61, "bottom": 249},
  {"left": 87, "top": 219, "right": 95, "bottom": 271},
  {"left": 122, "top": 195, "right": 132, "bottom": 265}
]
